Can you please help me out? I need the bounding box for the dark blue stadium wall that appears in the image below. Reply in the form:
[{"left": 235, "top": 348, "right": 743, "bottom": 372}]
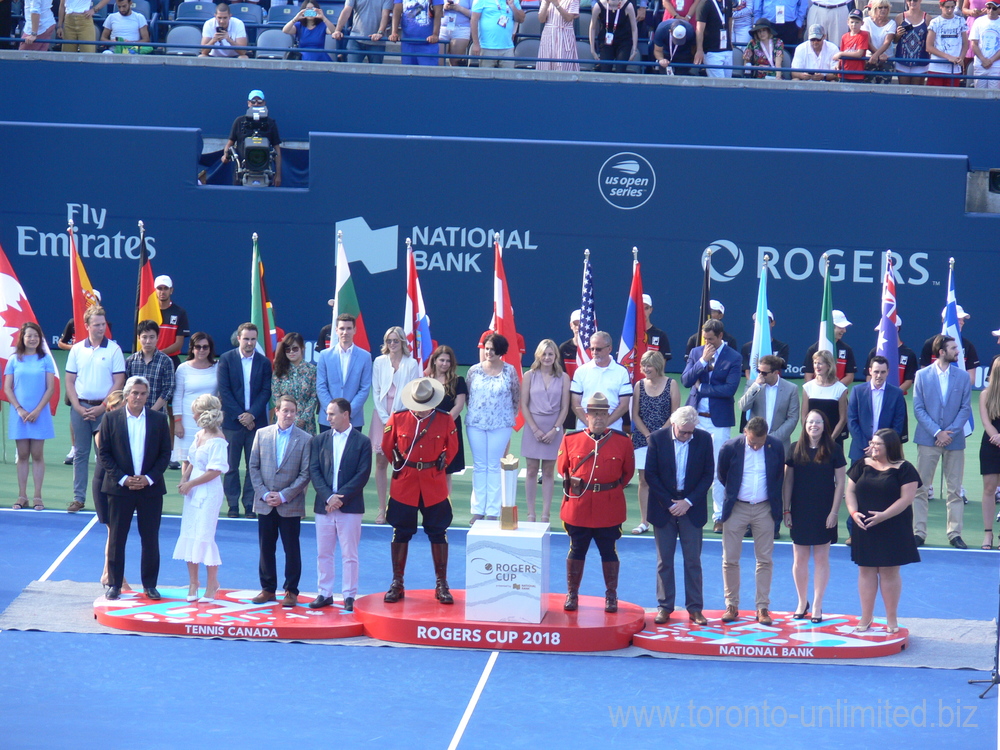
[{"left": 2, "top": 59, "right": 999, "bottom": 372}]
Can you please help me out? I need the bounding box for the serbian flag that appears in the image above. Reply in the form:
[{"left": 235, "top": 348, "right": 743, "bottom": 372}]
[
  {"left": 69, "top": 223, "right": 107, "bottom": 343},
  {"left": 577, "top": 250, "right": 596, "bottom": 366},
  {"left": 404, "top": 239, "right": 433, "bottom": 370},
  {"left": 331, "top": 230, "right": 370, "bottom": 351},
  {"left": 0, "top": 242, "right": 60, "bottom": 415},
  {"left": 251, "top": 233, "right": 279, "bottom": 361},
  {"left": 134, "top": 221, "right": 161, "bottom": 349},
  {"left": 616, "top": 253, "right": 645, "bottom": 383},
  {"left": 875, "top": 250, "right": 900, "bottom": 387}
]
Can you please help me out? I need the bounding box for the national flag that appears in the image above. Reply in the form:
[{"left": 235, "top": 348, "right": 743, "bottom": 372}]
[
  {"left": 875, "top": 250, "right": 900, "bottom": 387},
  {"left": 577, "top": 251, "right": 597, "bottom": 366},
  {"left": 134, "top": 221, "right": 161, "bottom": 349},
  {"left": 69, "top": 222, "right": 105, "bottom": 343},
  {"left": 0, "top": 242, "right": 60, "bottom": 415},
  {"left": 696, "top": 248, "right": 712, "bottom": 348},
  {"left": 616, "top": 252, "right": 645, "bottom": 382},
  {"left": 331, "top": 230, "right": 370, "bottom": 352},
  {"left": 817, "top": 255, "right": 836, "bottom": 356},
  {"left": 251, "top": 233, "right": 279, "bottom": 361},
  {"left": 404, "top": 239, "right": 433, "bottom": 371},
  {"left": 747, "top": 255, "right": 772, "bottom": 380},
  {"left": 942, "top": 257, "right": 974, "bottom": 434}
]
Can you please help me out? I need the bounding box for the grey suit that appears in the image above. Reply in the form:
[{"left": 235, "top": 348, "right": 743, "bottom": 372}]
[
  {"left": 249, "top": 423, "right": 312, "bottom": 594},
  {"left": 737, "top": 377, "right": 800, "bottom": 455}
]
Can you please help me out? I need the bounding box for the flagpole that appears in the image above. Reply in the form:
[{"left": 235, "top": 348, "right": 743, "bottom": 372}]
[
  {"left": 698, "top": 246, "right": 713, "bottom": 348},
  {"left": 331, "top": 229, "right": 343, "bottom": 330},
  {"left": 134, "top": 220, "right": 145, "bottom": 351}
]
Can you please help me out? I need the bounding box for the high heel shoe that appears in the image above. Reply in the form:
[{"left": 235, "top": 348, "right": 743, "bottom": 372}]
[
  {"left": 792, "top": 601, "right": 810, "bottom": 619},
  {"left": 810, "top": 610, "right": 823, "bottom": 624},
  {"left": 186, "top": 584, "right": 199, "bottom": 602},
  {"left": 983, "top": 530, "right": 994, "bottom": 550},
  {"left": 854, "top": 620, "right": 872, "bottom": 633},
  {"left": 886, "top": 625, "right": 900, "bottom": 634},
  {"left": 199, "top": 588, "right": 219, "bottom": 603}
]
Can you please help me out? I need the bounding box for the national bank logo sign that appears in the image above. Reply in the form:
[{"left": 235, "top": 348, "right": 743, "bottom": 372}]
[
  {"left": 598, "top": 152, "right": 656, "bottom": 210},
  {"left": 334, "top": 217, "right": 398, "bottom": 274}
]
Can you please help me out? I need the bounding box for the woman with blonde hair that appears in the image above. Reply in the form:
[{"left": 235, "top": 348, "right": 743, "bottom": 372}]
[
  {"left": 802, "top": 349, "right": 848, "bottom": 443},
  {"left": 426, "top": 345, "right": 467, "bottom": 492},
  {"left": 979, "top": 356, "right": 1000, "bottom": 549},
  {"left": 630, "top": 350, "right": 680, "bottom": 534},
  {"left": 372, "top": 326, "right": 422, "bottom": 523},
  {"left": 520, "top": 339, "right": 570, "bottom": 522},
  {"left": 173, "top": 394, "right": 229, "bottom": 603}
]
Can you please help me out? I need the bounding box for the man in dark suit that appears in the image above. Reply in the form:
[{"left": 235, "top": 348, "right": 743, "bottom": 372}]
[
  {"left": 99, "top": 376, "right": 172, "bottom": 601},
  {"left": 848, "top": 355, "right": 907, "bottom": 462},
  {"left": 644, "top": 406, "right": 715, "bottom": 626},
  {"left": 717, "top": 416, "right": 785, "bottom": 626},
  {"left": 217, "top": 322, "right": 273, "bottom": 518},
  {"left": 682, "top": 318, "right": 743, "bottom": 533},
  {"left": 308, "top": 398, "right": 372, "bottom": 611}
]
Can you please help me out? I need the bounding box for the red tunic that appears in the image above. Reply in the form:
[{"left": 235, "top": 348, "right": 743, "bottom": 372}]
[
  {"left": 382, "top": 409, "right": 459, "bottom": 507},
  {"left": 557, "top": 429, "right": 635, "bottom": 528}
]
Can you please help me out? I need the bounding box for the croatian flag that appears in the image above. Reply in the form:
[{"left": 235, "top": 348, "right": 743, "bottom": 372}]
[
  {"left": 616, "top": 255, "right": 645, "bottom": 383},
  {"left": 404, "top": 239, "right": 433, "bottom": 370},
  {"left": 875, "top": 250, "right": 900, "bottom": 387},
  {"left": 942, "top": 257, "right": 974, "bottom": 434},
  {"left": 577, "top": 251, "right": 596, "bottom": 366}
]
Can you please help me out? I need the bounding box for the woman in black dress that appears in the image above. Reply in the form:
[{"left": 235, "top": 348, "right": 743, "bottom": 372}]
[
  {"left": 845, "top": 428, "right": 921, "bottom": 633},
  {"left": 426, "top": 345, "right": 467, "bottom": 493},
  {"left": 782, "top": 410, "right": 846, "bottom": 623},
  {"left": 978, "top": 356, "right": 1000, "bottom": 550}
]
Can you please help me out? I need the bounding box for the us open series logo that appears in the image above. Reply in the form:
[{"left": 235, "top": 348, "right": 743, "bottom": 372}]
[{"left": 598, "top": 152, "right": 656, "bottom": 210}]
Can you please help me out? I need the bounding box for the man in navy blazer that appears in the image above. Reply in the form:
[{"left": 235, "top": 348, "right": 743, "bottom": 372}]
[
  {"left": 644, "top": 406, "right": 715, "bottom": 626},
  {"left": 317, "top": 314, "right": 372, "bottom": 431},
  {"left": 99, "top": 376, "right": 172, "bottom": 601},
  {"left": 217, "top": 322, "right": 273, "bottom": 518},
  {"left": 682, "top": 318, "right": 743, "bottom": 532},
  {"left": 912, "top": 335, "right": 972, "bottom": 548},
  {"left": 308, "top": 398, "right": 372, "bottom": 611},
  {"left": 717, "top": 416, "right": 785, "bottom": 626},
  {"left": 847, "top": 355, "right": 907, "bottom": 462}
]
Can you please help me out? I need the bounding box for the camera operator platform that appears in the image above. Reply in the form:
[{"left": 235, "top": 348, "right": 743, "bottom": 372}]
[{"left": 222, "top": 89, "right": 283, "bottom": 187}]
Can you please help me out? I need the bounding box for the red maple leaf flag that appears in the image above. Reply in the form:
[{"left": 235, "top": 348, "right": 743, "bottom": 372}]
[{"left": 0, "top": 241, "right": 60, "bottom": 414}]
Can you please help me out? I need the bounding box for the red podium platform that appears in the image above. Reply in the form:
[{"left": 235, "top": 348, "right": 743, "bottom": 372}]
[
  {"left": 94, "top": 588, "right": 364, "bottom": 640},
  {"left": 633, "top": 610, "right": 909, "bottom": 659},
  {"left": 354, "top": 590, "right": 646, "bottom": 652}
]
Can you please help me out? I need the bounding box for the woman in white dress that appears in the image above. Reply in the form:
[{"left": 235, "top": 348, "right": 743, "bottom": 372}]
[
  {"left": 171, "top": 332, "right": 219, "bottom": 465},
  {"left": 174, "top": 394, "right": 229, "bottom": 603},
  {"left": 371, "top": 326, "right": 422, "bottom": 524}
]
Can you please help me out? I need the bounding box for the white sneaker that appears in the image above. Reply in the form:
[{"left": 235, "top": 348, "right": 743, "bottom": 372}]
[{"left": 64, "top": 447, "right": 76, "bottom": 465}]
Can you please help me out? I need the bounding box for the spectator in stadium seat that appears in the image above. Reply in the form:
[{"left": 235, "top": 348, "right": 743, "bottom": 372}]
[
  {"left": 790, "top": 23, "right": 838, "bottom": 80},
  {"left": 926, "top": 0, "right": 969, "bottom": 86},
  {"left": 742, "top": 16, "right": 784, "bottom": 77},
  {"left": 751, "top": 0, "right": 805, "bottom": 47},
  {"left": 58, "top": 0, "right": 110, "bottom": 53},
  {"left": 334, "top": 0, "right": 392, "bottom": 63},
  {"left": 439, "top": 0, "right": 472, "bottom": 65},
  {"left": 833, "top": 9, "right": 875, "bottom": 82},
  {"left": 863, "top": 0, "right": 897, "bottom": 83},
  {"left": 592, "top": 0, "right": 639, "bottom": 73},
  {"left": 806, "top": 0, "right": 851, "bottom": 53},
  {"left": 390, "top": 0, "right": 443, "bottom": 65},
  {"left": 538, "top": 0, "right": 580, "bottom": 71},
  {"left": 970, "top": 0, "right": 1000, "bottom": 88},
  {"left": 731, "top": 0, "right": 752, "bottom": 44},
  {"left": 20, "top": 0, "right": 58, "bottom": 49},
  {"left": 470, "top": 0, "right": 525, "bottom": 68},
  {"left": 200, "top": 2, "right": 248, "bottom": 58},
  {"left": 693, "top": 0, "right": 734, "bottom": 78},
  {"left": 652, "top": 17, "right": 697, "bottom": 74},
  {"left": 894, "top": 0, "right": 931, "bottom": 84},
  {"left": 282, "top": 0, "right": 337, "bottom": 61}
]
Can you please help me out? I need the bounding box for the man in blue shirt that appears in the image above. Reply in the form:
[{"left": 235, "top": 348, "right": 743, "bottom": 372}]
[
  {"left": 390, "top": 0, "right": 443, "bottom": 64},
  {"left": 752, "top": 0, "right": 805, "bottom": 46},
  {"left": 471, "top": 0, "right": 525, "bottom": 67}
]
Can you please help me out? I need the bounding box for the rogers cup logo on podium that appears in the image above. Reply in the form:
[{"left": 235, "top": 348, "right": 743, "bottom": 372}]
[{"left": 465, "top": 521, "right": 551, "bottom": 624}]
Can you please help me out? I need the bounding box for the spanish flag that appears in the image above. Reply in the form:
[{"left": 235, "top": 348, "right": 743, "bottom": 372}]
[
  {"left": 134, "top": 221, "right": 161, "bottom": 349},
  {"left": 69, "top": 223, "right": 105, "bottom": 343}
]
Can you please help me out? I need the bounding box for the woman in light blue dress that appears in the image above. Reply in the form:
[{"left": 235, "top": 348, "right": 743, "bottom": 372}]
[{"left": 4, "top": 322, "right": 56, "bottom": 509}]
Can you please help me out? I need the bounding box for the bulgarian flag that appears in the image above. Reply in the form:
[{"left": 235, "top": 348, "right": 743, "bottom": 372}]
[
  {"left": 251, "top": 233, "right": 279, "bottom": 362},
  {"left": 134, "top": 221, "right": 161, "bottom": 349},
  {"left": 0, "top": 241, "right": 60, "bottom": 414},
  {"left": 331, "top": 230, "right": 369, "bottom": 351},
  {"left": 817, "top": 254, "right": 835, "bottom": 356},
  {"left": 69, "top": 222, "right": 108, "bottom": 342}
]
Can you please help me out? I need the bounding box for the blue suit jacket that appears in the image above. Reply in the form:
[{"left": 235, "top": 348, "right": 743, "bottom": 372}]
[
  {"left": 912, "top": 363, "right": 972, "bottom": 450},
  {"left": 316, "top": 345, "right": 372, "bottom": 428},
  {"left": 644, "top": 426, "right": 715, "bottom": 529},
  {"left": 309, "top": 426, "right": 372, "bottom": 515},
  {"left": 717, "top": 435, "right": 785, "bottom": 522},
  {"left": 847, "top": 382, "right": 907, "bottom": 461},
  {"left": 681, "top": 343, "right": 742, "bottom": 427},
  {"left": 217, "top": 349, "right": 273, "bottom": 431}
]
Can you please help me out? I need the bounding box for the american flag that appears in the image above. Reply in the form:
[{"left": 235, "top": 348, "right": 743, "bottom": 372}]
[
  {"left": 577, "top": 252, "right": 596, "bottom": 366},
  {"left": 875, "top": 250, "right": 900, "bottom": 387}
]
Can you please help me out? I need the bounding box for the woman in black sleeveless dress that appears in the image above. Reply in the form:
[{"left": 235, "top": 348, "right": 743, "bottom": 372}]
[{"left": 978, "top": 356, "right": 1000, "bottom": 550}]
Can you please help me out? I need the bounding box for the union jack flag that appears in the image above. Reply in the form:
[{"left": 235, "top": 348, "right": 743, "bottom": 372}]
[{"left": 577, "top": 252, "right": 596, "bottom": 367}]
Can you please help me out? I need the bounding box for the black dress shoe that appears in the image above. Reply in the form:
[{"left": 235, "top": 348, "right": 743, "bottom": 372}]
[
  {"left": 168, "top": 461, "right": 181, "bottom": 471},
  {"left": 654, "top": 607, "right": 671, "bottom": 624},
  {"left": 343, "top": 597, "right": 355, "bottom": 612},
  {"left": 914, "top": 535, "right": 925, "bottom": 547},
  {"left": 950, "top": 536, "right": 968, "bottom": 549},
  {"left": 245, "top": 511, "right": 257, "bottom": 519},
  {"left": 106, "top": 586, "right": 121, "bottom": 600},
  {"left": 308, "top": 595, "right": 334, "bottom": 609},
  {"left": 227, "top": 509, "right": 240, "bottom": 518},
  {"left": 144, "top": 588, "right": 161, "bottom": 600}
]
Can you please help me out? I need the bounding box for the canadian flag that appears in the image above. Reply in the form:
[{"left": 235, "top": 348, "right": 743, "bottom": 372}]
[{"left": 0, "top": 242, "right": 60, "bottom": 414}]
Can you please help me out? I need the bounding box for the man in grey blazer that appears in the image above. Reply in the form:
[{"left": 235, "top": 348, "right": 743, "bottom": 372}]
[
  {"left": 737, "top": 354, "right": 799, "bottom": 456},
  {"left": 308, "top": 398, "right": 372, "bottom": 611},
  {"left": 912, "top": 334, "right": 972, "bottom": 548},
  {"left": 249, "top": 395, "right": 313, "bottom": 607},
  {"left": 316, "top": 313, "right": 372, "bottom": 431}
]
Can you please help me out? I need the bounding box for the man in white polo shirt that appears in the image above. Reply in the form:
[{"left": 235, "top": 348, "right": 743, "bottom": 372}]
[
  {"left": 65, "top": 305, "right": 126, "bottom": 513},
  {"left": 570, "top": 331, "right": 632, "bottom": 432},
  {"left": 201, "top": 2, "right": 249, "bottom": 58}
]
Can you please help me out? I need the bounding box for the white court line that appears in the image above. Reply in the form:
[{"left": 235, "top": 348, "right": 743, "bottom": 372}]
[
  {"left": 447, "top": 650, "right": 499, "bottom": 750},
  {"left": 39, "top": 515, "right": 99, "bottom": 582}
]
